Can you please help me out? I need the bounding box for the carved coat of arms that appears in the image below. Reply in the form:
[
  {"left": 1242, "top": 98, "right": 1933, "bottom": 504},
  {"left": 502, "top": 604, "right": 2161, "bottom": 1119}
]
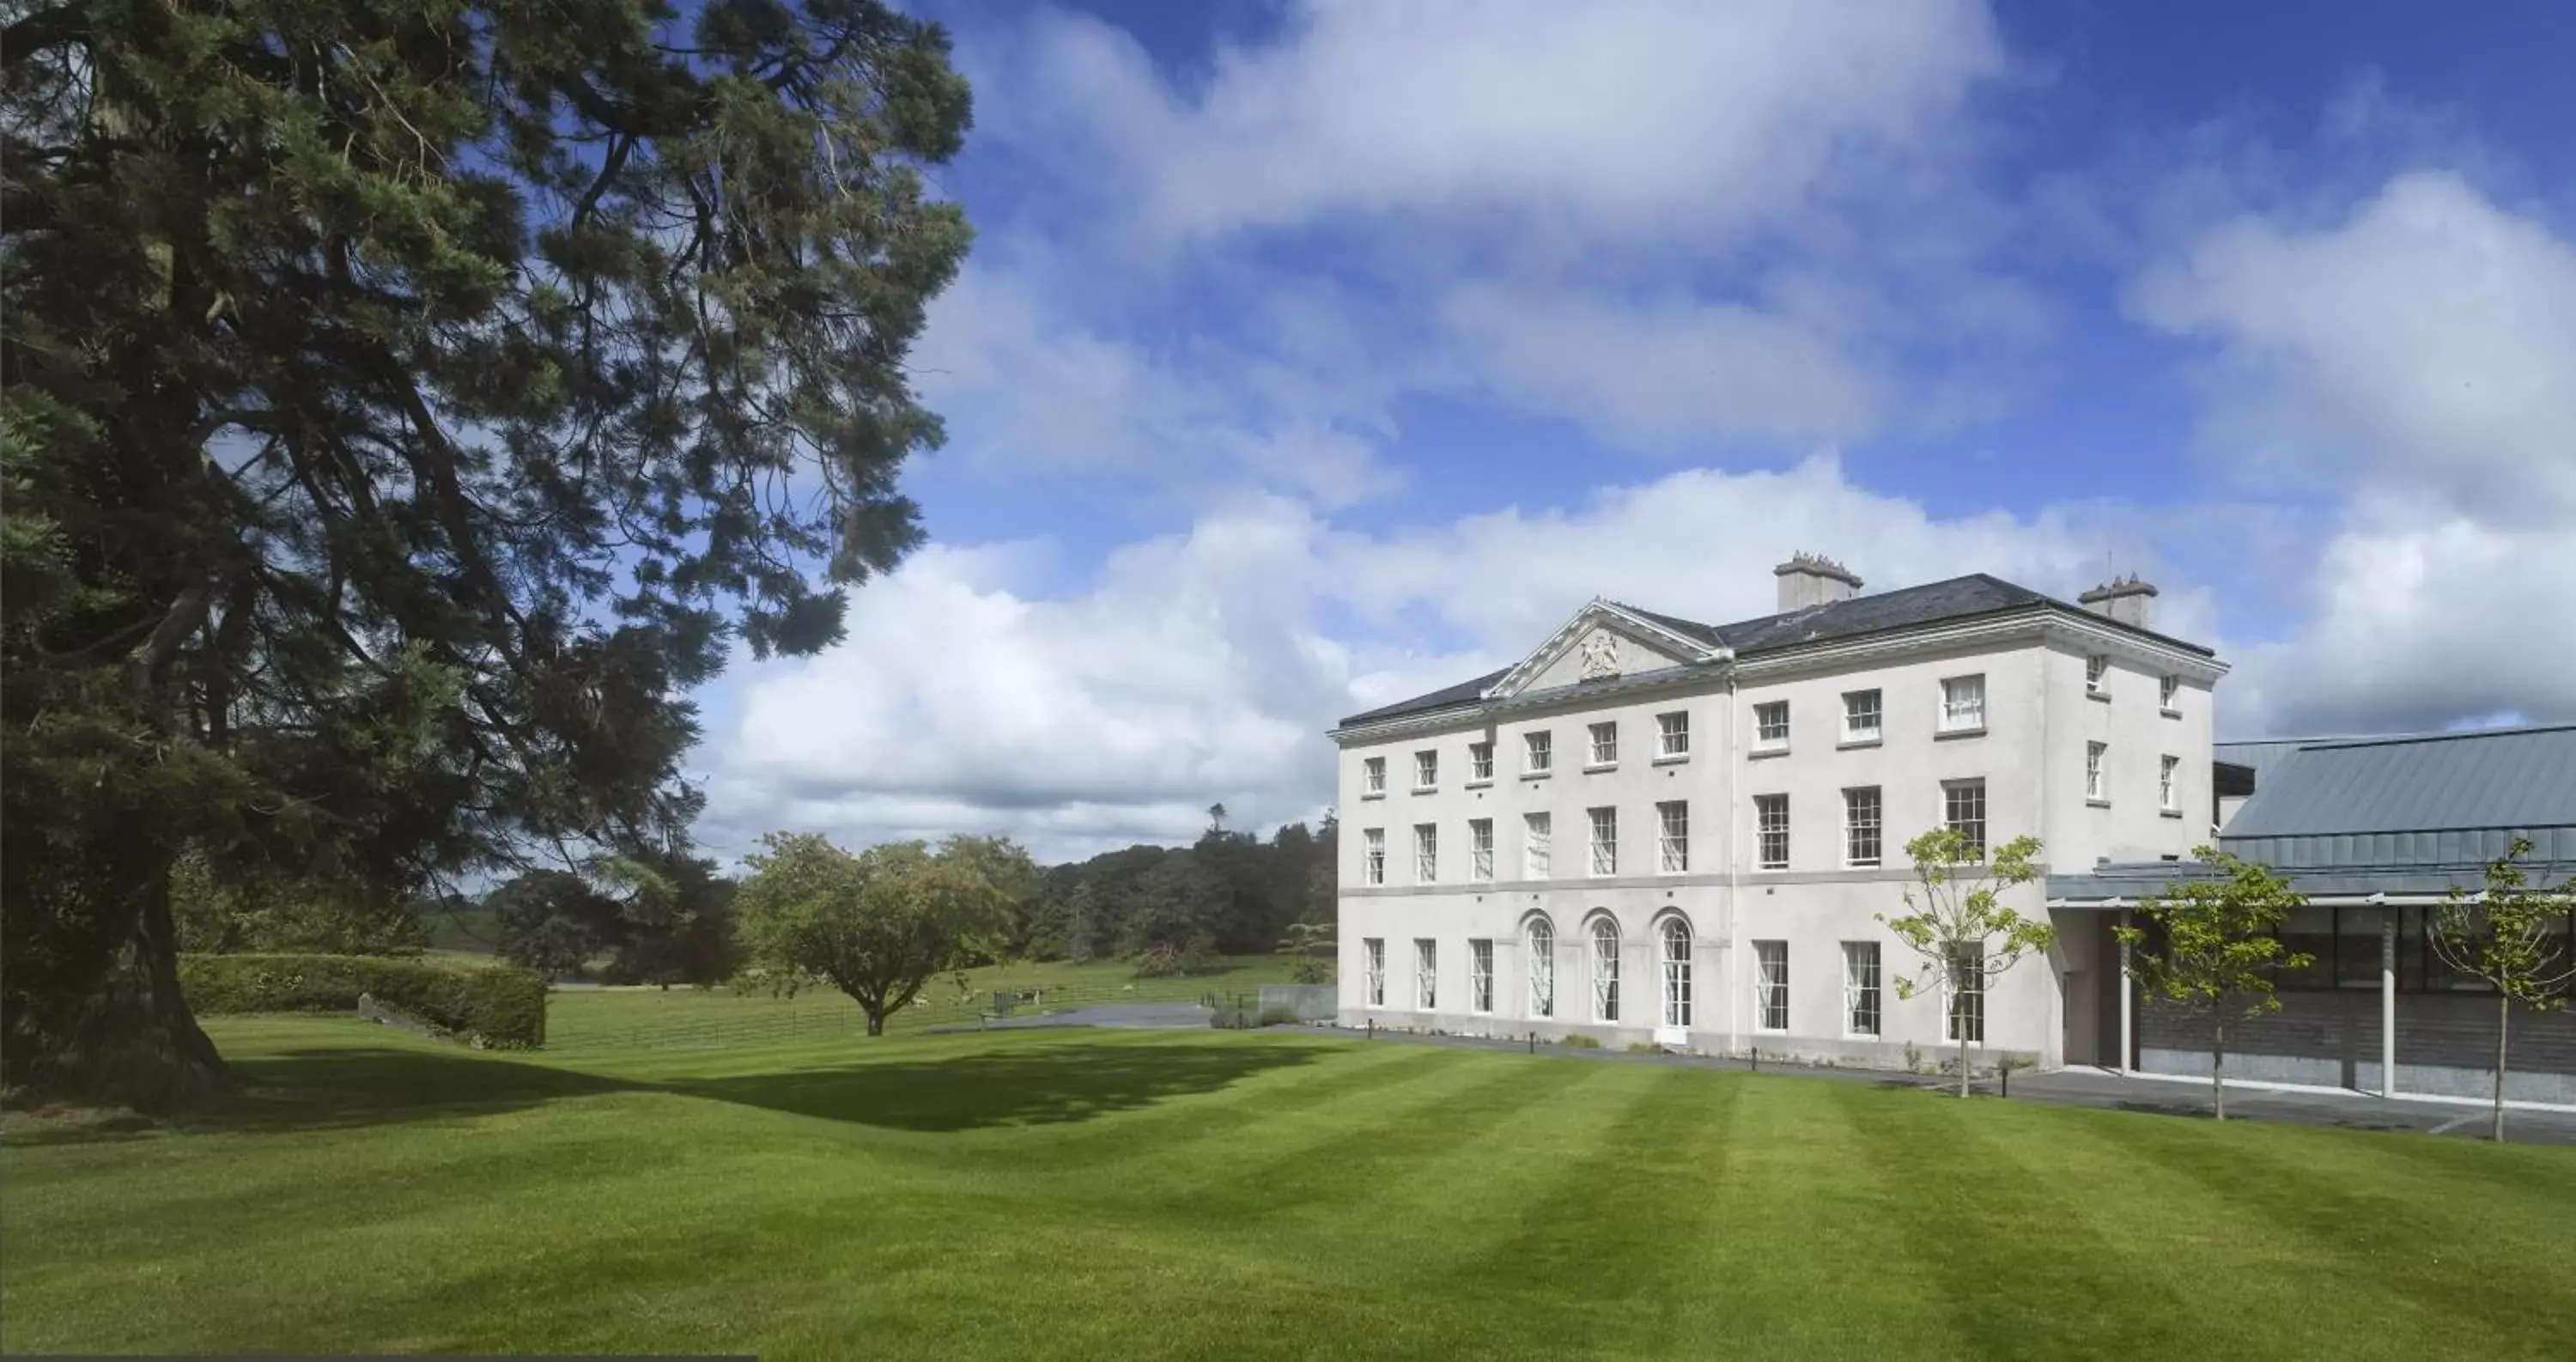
[{"left": 1577, "top": 629, "right": 1620, "bottom": 680}]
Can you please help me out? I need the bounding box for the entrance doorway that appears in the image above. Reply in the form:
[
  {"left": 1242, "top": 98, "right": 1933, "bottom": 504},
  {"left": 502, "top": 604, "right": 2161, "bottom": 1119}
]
[{"left": 1656, "top": 917, "right": 1692, "bottom": 1046}]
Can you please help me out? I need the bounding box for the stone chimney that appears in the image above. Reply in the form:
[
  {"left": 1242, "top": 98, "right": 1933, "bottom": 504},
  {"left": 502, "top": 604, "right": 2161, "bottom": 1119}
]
[
  {"left": 1773, "top": 552, "right": 1862, "bottom": 612},
  {"left": 2078, "top": 574, "right": 2158, "bottom": 629}
]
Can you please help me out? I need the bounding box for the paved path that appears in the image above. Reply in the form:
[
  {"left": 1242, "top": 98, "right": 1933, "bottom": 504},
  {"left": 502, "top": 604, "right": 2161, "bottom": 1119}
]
[
  {"left": 927, "top": 1002, "right": 1213, "bottom": 1034},
  {"left": 1332, "top": 1027, "right": 2576, "bottom": 1146},
  {"left": 2002, "top": 1066, "right": 2576, "bottom": 1144}
]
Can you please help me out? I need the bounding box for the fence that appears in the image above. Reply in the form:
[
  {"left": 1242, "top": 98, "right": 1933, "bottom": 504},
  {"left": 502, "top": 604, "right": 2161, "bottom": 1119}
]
[{"left": 1259, "top": 985, "right": 1337, "bottom": 1022}]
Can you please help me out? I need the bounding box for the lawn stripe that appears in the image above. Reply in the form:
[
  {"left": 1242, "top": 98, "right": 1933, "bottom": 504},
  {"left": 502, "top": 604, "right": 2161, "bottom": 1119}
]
[
  {"left": 1006, "top": 1037, "right": 1464, "bottom": 1176},
  {"left": 1826, "top": 1082, "right": 2205, "bottom": 1360},
  {"left": 2076, "top": 1109, "right": 2575, "bottom": 1357},
  {"left": 1138, "top": 1048, "right": 1595, "bottom": 1221},
  {"left": 1410, "top": 1065, "right": 1748, "bottom": 1360}
]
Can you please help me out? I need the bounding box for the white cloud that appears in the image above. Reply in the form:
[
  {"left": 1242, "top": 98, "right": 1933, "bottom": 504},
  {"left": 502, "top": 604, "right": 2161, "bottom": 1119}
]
[
  {"left": 703, "top": 505, "right": 1414, "bottom": 862},
  {"left": 910, "top": 246, "right": 1408, "bottom": 508},
  {"left": 999, "top": 0, "right": 2004, "bottom": 249},
  {"left": 1435, "top": 285, "right": 1880, "bottom": 448},
  {"left": 928, "top": 0, "right": 2029, "bottom": 470},
  {"left": 703, "top": 459, "right": 2148, "bottom": 862},
  {"left": 2223, "top": 504, "right": 2576, "bottom": 738},
  {"left": 2133, "top": 171, "right": 2576, "bottom": 523},
  {"left": 2137, "top": 172, "right": 2576, "bottom": 735}
]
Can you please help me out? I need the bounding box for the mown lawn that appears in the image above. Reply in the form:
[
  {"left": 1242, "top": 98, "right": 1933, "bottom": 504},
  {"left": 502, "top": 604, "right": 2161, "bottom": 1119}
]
[{"left": 4, "top": 1017, "right": 2572, "bottom": 1361}]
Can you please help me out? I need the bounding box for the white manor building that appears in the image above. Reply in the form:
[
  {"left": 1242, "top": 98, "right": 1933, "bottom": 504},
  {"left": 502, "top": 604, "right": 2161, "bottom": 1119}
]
[{"left": 1329, "top": 556, "right": 2224, "bottom": 1070}]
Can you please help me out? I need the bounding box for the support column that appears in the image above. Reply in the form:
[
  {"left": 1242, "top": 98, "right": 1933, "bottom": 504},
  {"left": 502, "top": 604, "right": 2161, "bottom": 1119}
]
[
  {"left": 2117, "top": 906, "right": 2135, "bottom": 1075},
  {"left": 2381, "top": 909, "right": 2397, "bottom": 1098}
]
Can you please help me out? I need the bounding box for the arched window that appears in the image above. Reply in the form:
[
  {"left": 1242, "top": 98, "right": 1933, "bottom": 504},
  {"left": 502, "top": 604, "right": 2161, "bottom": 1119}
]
[
  {"left": 1525, "top": 916, "right": 1556, "bottom": 1019},
  {"left": 1590, "top": 915, "right": 1620, "bottom": 1023},
  {"left": 1659, "top": 916, "right": 1692, "bottom": 1030}
]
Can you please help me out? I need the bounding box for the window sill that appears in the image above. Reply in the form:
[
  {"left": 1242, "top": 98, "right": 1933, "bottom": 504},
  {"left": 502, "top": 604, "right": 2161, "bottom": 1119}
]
[
  {"left": 1935, "top": 725, "right": 1987, "bottom": 740},
  {"left": 1521, "top": 769, "right": 1552, "bottom": 781},
  {"left": 2087, "top": 690, "right": 2111, "bottom": 703},
  {"left": 1755, "top": 865, "right": 1789, "bottom": 874},
  {"left": 1583, "top": 763, "right": 1618, "bottom": 774},
  {"left": 2086, "top": 798, "right": 2111, "bottom": 809},
  {"left": 1465, "top": 779, "right": 1493, "bottom": 789},
  {"left": 1412, "top": 787, "right": 1438, "bottom": 796},
  {"left": 1838, "top": 736, "right": 1882, "bottom": 751},
  {"left": 2160, "top": 707, "right": 2184, "bottom": 720},
  {"left": 1652, "top": 752, "right": 1690, "bottom": 766},
  {"left": 1361, "top": 791, "right": 1386, "bottom": 801},
  {"left": 1845, "top": 860, "right": 1882, "bottom": 871},
  {"left": 2160, "top": 808, "right": 2184, "bottom": 819},
  {"left": 1749, "top": 745, "right": 1790, "bottom": 760}
]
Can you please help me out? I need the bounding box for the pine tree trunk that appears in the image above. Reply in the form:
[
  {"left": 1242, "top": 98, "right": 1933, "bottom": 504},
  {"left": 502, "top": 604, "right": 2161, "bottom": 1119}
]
[
  {"left": 5, "top": 843, "right": 230, "bottom": 1110},
  {"left": 2493, "top": 994, "right": 2509, "bottom": 1143}
]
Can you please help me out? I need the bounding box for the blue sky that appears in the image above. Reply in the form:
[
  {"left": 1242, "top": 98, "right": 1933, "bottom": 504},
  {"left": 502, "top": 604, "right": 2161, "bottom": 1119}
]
[{"left": 689, "top": 0, "right": 2576, "bottom": 864}]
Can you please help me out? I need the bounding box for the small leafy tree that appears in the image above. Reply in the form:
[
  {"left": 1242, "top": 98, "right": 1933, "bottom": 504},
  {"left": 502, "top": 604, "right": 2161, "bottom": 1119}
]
[
  {"left": 2116, "top": 848, "right": 2312, "bottom": 1122},
  {"left": 488, "top": 871, "right": 626, "bottom": 981},
  {"left": 1277, "top": 921, "right": 1336, "bottom": 985},
  {"left": 735, "top": 834, "right": 1030, "bottom": 1036},
  {"left": 1879, "top": 828, "right": 2050, "bottom": 1098},
  {"left": 2430, "top": 838, "right": 2576, "bottom": 1142}
]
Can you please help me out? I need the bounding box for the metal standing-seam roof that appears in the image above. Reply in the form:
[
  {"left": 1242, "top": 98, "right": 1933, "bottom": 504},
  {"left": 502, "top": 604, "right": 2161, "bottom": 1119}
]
[
  {"left": 2215, "top": 737, "right": 2352, "bottom": 789},
  {"left": 2215, "top": 724, "right": 2576, "bottom": 876},
  {"left": 2052, "top": 727, "right": 2576, "bottom": 903},
  {"left": 2221, "top": 725, "right": 2576, "bottom": 837}
]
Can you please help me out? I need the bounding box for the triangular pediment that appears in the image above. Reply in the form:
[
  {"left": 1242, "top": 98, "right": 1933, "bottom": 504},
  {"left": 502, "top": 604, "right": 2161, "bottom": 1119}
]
[{"left": 1482, "top": 599, "right": 1727, "bottom": 701}]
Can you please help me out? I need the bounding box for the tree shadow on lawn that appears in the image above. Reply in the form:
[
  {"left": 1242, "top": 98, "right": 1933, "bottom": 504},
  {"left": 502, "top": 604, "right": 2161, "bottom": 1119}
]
[
  {"left": 1, "top": 1045, "right": 636, "bottom": 1146},
  {"left": 6, "top": 1037, "right": 1324, "bottom": 1144},
  {"left": 664, "top": 1040, "right": 1324, "bottom": 1133}
]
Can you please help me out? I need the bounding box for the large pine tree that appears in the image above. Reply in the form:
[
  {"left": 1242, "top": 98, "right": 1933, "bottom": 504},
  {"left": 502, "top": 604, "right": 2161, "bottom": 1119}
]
[{"left": 1, "top": 0, "right": 973, "bottom": 1104}]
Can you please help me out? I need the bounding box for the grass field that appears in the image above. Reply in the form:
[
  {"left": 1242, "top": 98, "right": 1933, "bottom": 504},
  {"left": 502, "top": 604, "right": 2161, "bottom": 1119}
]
[
  {"left": 5, "top": 1015, "right": 2573, "bottom": 1361},
  {"left": 544, "top": 953, "right": 1307, "bottom": 1049}
]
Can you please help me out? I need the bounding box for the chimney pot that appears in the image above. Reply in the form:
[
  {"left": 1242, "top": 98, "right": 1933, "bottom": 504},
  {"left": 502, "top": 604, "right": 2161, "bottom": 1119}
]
[{"left": 1773, "top": 552, "right": 1862, "bottom": 613}]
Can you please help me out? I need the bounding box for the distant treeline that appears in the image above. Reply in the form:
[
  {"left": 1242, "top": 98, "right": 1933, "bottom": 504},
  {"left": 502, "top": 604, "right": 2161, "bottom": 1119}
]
[
  {"left": 1012, "top": 813, "right": 1339, "bottom": 972},
  {"left": 176, "top": 811, "right": 1340, "bottom": 984}
]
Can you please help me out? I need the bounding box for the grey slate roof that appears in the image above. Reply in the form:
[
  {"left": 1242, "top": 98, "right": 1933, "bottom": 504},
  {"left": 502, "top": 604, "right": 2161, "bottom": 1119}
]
[
  {"left": 1336, "top": 573, "right": 2213, "bottom": 730},
  {"left": 1336, "top": 667, "right": 1511, "bottom": 729}
]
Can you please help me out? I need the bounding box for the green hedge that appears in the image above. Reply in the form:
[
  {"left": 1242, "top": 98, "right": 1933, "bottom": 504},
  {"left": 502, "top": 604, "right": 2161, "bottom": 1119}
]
[{"left": 179, "top": 953, "right": 547, "bottom": 1049}]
